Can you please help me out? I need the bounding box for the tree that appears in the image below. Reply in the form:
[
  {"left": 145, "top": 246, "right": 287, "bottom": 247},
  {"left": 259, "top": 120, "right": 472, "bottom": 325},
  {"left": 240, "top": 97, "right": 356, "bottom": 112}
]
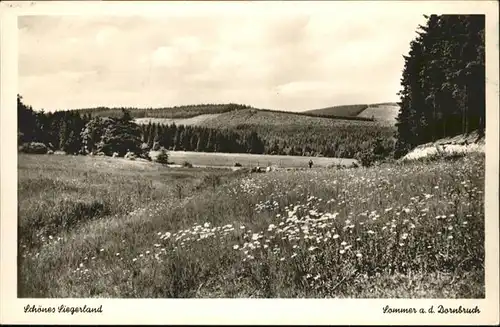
[
  {"left": 97, "top": 110, "right": 142, "bottom": 156},
  {"left": 394, "top": 15, "right": 485, "bottom": 158}
]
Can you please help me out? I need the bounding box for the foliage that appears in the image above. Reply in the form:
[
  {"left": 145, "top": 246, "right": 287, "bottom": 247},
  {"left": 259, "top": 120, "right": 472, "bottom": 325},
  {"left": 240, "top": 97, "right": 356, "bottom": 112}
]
[
  {"left": 156, "top": 148, "right": 170, "bottom": 165},
  {"left": 97, "top": 110, "right": 142, "bottom": 156},
  {"left": 19, "top": 142, "right": 48, "bottom": 154},
  {"left": 395, "top": 15, "right": 485, "bottom": 158}
]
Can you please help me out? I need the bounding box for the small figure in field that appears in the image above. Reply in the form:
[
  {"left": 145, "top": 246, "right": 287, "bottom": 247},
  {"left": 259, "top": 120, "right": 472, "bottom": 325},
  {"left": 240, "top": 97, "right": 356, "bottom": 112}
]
[{"left": 308, "top": 160, "right": 313, "bottom": 168}]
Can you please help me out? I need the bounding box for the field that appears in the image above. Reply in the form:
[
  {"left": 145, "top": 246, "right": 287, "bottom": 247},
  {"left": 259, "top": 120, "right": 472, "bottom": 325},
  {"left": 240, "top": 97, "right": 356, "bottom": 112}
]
[
  {"left": 158, "top": 150, "right": 358, "bottom": 168},
  {"left": 357, "top": 103, "right": 400, "bottom": 125},
  {"left": 18, "top": 152, "right": 485, "bottom": 298}
]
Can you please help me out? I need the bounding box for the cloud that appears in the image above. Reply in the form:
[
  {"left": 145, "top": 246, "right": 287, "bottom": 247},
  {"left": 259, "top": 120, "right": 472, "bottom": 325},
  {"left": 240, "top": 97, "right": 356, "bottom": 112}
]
[
  {"left": 18, "top": 8, "right": 429, "bottom": 112},
  {"left": 95, "top": 26, "right": 119, "bottom": 45}
]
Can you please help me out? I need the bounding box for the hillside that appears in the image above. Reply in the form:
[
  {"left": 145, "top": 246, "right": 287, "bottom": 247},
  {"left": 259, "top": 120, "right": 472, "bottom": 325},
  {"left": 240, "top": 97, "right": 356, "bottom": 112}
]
[
  {"left": 304, "top": 102, "right": 399, "bottom": 125},
  {"left": 401, "top": 131, "right": 485, "bottom": 161},
  {"left": 357, "top": 103, "right": 400, "bottom": 125},
  {"left": 72, "top": 103, "right": 250, "bottom": 119},
  {"left": 305, "top": 104, "right": 369, "bottom": 117}
]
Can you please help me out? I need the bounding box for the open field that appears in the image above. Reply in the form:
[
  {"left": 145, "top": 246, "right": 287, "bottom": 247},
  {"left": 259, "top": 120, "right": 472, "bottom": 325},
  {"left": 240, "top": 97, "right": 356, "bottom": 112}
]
[
  {"left": 357, "top": 103, "right": 400, "bottom": 125},
  {"left": 157, "top": 150, "right": 358, "bottom": 168},
  {"left": 18, "top": 152, "right": 484, "bottom": 298}
]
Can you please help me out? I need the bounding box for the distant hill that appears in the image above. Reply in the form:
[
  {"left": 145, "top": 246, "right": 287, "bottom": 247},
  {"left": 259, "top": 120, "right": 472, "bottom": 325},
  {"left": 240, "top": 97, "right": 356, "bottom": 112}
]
[
  {"left": 72, "top": 103, "right": 375, "bottom": 123},
  {"left": 304, "top": 102, "right": 400, "bottom": 125},
  {"left": 71, "top": 103, "right": 250, "bottom": 119}
]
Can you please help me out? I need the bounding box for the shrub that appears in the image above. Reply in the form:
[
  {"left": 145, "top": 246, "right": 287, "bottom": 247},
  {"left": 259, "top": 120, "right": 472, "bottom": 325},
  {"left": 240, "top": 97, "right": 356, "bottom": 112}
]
[
  {"left": 182, "top": 161, "right": 193, "bottom": 168},
  {"left": 156, "top": 148, "right": 170, "bottom": 165},
  {"left": 234, "top": 162, "right": 242, "bottom": 167},
  {"left": 19, "top": 142, "right": 48, "bottom": 154},
  {"left": 355, "top": 150, "right": 376, "bottom": 167}
]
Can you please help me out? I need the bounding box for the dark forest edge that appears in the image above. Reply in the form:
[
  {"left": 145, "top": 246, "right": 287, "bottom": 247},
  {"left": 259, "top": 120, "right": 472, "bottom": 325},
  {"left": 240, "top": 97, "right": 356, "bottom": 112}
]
[{"left": 17, "top": 14, "right": 485, "bottom": 167}]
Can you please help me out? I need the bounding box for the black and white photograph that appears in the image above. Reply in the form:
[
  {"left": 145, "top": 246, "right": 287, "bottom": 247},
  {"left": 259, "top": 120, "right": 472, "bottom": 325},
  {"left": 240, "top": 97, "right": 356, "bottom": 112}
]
[{"left": 1, "top": 0, "right": 499, "bottom": 324}]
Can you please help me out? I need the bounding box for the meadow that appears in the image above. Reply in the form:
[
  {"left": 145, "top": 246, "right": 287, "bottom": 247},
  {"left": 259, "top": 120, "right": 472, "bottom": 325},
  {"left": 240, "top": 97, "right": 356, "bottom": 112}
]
[
  {"left": 18, "top": 152, "right": 484, "bottom": 298},
  {"left": 161, "top": 150, "right": 358, "bottom": 168}
]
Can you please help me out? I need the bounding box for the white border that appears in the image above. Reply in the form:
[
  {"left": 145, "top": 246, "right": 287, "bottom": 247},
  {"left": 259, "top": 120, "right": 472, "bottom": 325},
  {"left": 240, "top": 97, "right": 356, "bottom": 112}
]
[{"left": 1, "top": 1, "right": 499, "bottom": 325}]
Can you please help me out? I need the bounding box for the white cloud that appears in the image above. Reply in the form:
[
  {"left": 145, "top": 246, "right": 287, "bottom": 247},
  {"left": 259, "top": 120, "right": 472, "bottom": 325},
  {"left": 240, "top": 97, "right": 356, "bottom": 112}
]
[
  {"left": 95, "top": 26, "right": 118, "bottom": 46},
  {"left": 18, "top": 7, "right": 431, "bottom": 111}
]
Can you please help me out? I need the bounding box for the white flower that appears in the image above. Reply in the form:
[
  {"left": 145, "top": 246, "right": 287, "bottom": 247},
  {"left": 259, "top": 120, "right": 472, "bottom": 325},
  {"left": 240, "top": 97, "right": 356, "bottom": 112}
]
[{"left": 233, "top": 245, "right": 239, "bottom": 250}]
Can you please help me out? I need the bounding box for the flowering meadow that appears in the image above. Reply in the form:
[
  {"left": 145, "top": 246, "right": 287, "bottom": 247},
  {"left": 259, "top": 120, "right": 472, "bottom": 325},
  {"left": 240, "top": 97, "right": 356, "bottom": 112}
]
[{"left": 18, "top": 152, "right": 485, "bottom": 298}]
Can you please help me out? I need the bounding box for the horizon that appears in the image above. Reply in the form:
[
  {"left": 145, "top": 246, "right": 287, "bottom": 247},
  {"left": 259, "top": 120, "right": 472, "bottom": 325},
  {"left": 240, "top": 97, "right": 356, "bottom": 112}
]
[{"left": 18, "top": 2, "right": 428, "bottom": 113}]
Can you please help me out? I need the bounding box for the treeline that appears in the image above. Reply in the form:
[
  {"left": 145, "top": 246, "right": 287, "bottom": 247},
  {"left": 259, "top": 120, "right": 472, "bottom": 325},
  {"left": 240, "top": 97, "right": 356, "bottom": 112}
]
[
  {"left": 233, "top": 123, "right": 395, "bottom": 158},
  {"left": 72, "top": 103, "right": 375, "bottom": 122},
  {"left": 395, "top": 14, "right": 485, "bottom": 158},
  {"left": 71, "top": 103, "right": 251, "bottom": 119},
  {"left": 18, "top": 94, "right": 393, "bottom": 160},
  {"left": 140, "top": 123, "right": 265, "bottom": 154},
  {"left": 18, "top": 95, "right": 90, "bottom": 154}
]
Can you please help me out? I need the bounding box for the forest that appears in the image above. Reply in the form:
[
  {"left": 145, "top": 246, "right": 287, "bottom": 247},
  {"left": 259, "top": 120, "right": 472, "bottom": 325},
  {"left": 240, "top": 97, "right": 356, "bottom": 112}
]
[{"left": 394, "top": 14, "right": 485, "bottom": 158}]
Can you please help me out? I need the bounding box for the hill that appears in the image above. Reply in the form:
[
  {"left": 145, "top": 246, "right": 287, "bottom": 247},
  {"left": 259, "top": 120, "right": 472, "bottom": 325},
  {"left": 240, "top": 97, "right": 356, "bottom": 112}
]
[
  {"left": 304, "top": 102, "right": 400, "bottom": 125},
  {"left": 72, "top": 103, "right": 250, "bottom": 119}
]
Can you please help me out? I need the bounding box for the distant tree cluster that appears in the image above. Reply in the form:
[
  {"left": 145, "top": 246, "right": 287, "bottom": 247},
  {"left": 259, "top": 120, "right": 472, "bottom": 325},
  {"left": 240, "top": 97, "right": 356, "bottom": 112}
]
[
  {"left": 18, "top": 95, "right": 89, "bottom": 154},
  {"left": 81, "top": 110, "right": 143, "bottom": 156},
  {"left": 72, "top": 103, "right": 252, "bottom": 119},
  {"left": 140, "top": 122, "right": 265, "bottom": 154},
  {"left": 395, "top": 15, "right": 485, "bottom": 158},
  {"left": 233, "top": 123, "right": 395, "bottom": 159}
]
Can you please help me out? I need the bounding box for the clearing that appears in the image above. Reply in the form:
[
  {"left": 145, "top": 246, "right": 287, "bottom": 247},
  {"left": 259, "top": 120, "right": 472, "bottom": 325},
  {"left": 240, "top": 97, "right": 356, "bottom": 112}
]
[{"left": 152, "top": 150, "right": 359, "bottom": 168}]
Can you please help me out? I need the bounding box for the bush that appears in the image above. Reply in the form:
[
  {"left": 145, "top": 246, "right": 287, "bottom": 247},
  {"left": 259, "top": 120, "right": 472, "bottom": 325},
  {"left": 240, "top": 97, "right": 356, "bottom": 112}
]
[
  {"left": 182, "top": 161, "right": 193, "bottom": 168},
  {"left": 234, "top": 162, "right": 242, "bottom": 167},
  {"left": 19, "top": 142, "right": 48, "bottom": 154},
  {"left": 355, "top": 150, "right": 376, "bottom": 167},
  {"left": 156, "top": 148, "right": 170, "bottom": 165}
]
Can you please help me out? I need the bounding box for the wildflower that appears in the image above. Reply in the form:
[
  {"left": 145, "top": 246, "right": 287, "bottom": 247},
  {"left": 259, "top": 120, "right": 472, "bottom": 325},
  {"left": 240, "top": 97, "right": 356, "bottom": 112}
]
[
  {"left": 448, "top": 226, "right": 453, "bottom": 231},
  {"left": 233, "top": 244, "right": 239, "bottom": 250},
  {"left": 367, "top": 230, "right": 375, "bottom": 235},
  {"left": 115, "top": 253, "right": 120, "bottom": 256},
  {"left": 146, "top": 251, "right": 150, "bottom": 255},
  {"left": 356, "top": 252, "right": 362, "bottom": 258},
  {"left": 291, "top": 253, "right": 297, "bottom": 259},
  {"left": 100, "top": 248, "right": 104, "bottom": 252},
  {"left": 339, "top": 249, "right": 346, "bottom": 254},
  {"left": 204, "top": 222, "right": 210, "bottom": 228},
  {"left": 308, "top": 246, "right": 318, "bottom": 251},
  {"left": 333, "top": 234, "right": 340, "bottom": 239},
  {"left": 448, "top": 235, "right": 454, "bottom": 240},
  {"left": 401, "top": 233, "right": 408, "bottom": 240},
  {"left": 341, "top": 241, "right": 347, "bottom": 246},
  {"left": 132, "top": 258, "right": 137, "bottom": 262}
]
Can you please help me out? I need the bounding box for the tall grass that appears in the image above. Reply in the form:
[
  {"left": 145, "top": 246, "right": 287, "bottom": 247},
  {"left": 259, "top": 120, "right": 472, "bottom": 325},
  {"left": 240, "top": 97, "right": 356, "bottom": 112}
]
[{"left": 18, "top": 153, "right": 484, "bottom": 298}]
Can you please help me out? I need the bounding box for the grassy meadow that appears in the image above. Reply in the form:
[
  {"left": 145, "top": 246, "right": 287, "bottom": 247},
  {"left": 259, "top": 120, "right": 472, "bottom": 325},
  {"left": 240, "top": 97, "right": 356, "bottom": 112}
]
[
  {"left": 18, "top": 152, "right": 485, "bottom": 298},
  {"left": 162, "top": 151, "right": 358, "bottom": 168}
]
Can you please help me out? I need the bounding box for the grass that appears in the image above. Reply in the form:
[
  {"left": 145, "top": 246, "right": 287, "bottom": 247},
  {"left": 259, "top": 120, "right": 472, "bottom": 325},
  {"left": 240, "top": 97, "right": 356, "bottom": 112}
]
[
  {"left": 161, "top": 150, "right": 358, "bottom": 168},
  {"left": 18, "top": 152, "right": 484, "bottom": 298}
]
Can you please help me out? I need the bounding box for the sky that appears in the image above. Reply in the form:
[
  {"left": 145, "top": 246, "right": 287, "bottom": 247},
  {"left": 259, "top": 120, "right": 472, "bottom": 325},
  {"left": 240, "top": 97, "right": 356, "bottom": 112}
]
[{"left": 18, "top": 3, "right": 429, "bottom": 112}]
